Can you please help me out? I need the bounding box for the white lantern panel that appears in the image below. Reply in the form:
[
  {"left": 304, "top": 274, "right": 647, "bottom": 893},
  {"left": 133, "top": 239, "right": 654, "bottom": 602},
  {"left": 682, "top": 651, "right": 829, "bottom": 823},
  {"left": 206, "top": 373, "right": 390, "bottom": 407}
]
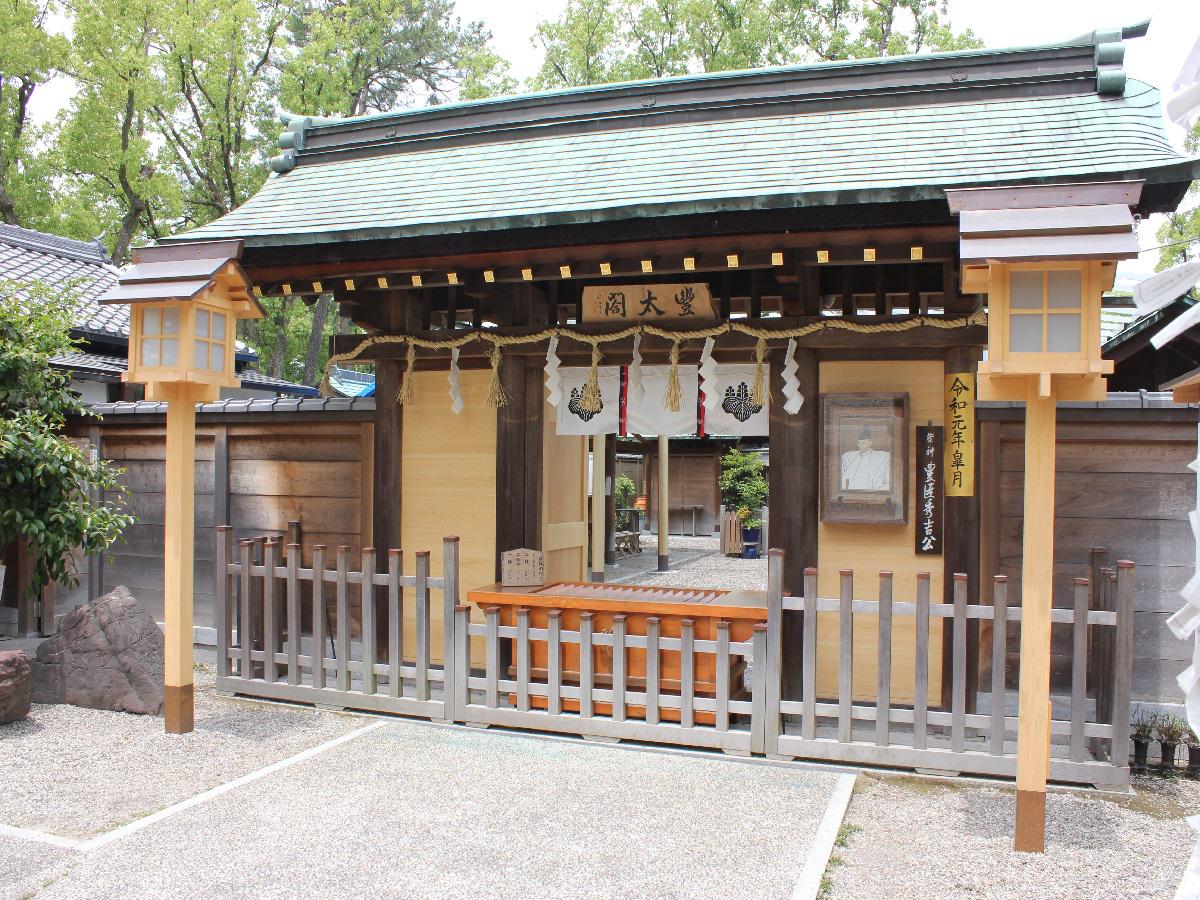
[
  {"left": 1047, "top": 313, "right": 1081, "bottom": 352},
  {"left": 143, "top": 307, "right": 161, "bottom": 335},
  {"left": 141, "top": 338, "right": 159, "bottom": 367},
  {"left": 194, "top": 341, "right": 209, "bottom": 369},
  {"left": 1010, "top": 314, "right": 1042, "bottom": 352},
  {"left": 162, "top": 307, "right": 180, "bottom": 335},
  {"left": 1048, "top": 270, "right": 1081, "bottom": 308},
  {"left": 1011, "top": 271, "right": 1043, "bottom": 309},
  {"left": 161, "top": 338, "right": 179, "bottom": 367},
  {"left": 196, "top": 309, "right": 209, "bottom": 337},
  {"left": 212, "top": 311, "right": 226, "bottom": 341}
]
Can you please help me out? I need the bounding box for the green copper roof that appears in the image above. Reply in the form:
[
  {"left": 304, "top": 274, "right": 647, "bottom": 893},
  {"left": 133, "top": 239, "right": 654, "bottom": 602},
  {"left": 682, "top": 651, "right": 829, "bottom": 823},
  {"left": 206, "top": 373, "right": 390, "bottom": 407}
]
[{"left": 174, "top": 27, "right": 1195, "bottom": 250}]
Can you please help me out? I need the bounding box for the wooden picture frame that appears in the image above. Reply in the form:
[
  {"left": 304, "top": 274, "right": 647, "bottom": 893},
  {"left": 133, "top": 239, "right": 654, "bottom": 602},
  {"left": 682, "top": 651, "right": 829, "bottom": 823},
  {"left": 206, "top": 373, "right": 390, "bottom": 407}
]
[{"left": 820, "top": 392, "right": 909, "bottom": 525}]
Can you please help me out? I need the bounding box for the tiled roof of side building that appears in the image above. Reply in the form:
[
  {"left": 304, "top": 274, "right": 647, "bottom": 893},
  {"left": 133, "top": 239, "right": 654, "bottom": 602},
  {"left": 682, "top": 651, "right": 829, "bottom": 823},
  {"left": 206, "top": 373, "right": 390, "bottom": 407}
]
[
  {"left": 0, "top": 223, "right": 125, "bottom": 338},
  {"left": 171, "top": 27, "right": 1199, "bottom": 248}
]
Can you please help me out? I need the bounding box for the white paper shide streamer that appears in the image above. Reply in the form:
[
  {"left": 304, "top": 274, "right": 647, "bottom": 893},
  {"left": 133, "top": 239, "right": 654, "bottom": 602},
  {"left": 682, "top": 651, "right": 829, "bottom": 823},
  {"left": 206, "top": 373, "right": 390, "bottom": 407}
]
[
  {"left": 698, "top": 337, "right": 718, "bottom": 413},
  {"left": 628, "top": 332, "right": 645, "bottom": 406},
  {"left": 447, "top": 347, "right": 463, "bottom": 414},
  {"left": 544, "top": 335, "right": 562, "bottom": 408},
  {"left": 782, "top": 337, "right": 804, "bottom": 415}
]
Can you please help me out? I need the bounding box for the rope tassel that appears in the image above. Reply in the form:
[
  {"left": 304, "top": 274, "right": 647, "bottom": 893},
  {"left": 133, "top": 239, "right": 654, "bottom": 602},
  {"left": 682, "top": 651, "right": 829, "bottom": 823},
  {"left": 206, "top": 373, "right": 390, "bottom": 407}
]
[
  {"left": 397, "top": 343, "right": 416, "bottom": 405},
  {"left": 485, "top": 342, "right": 509, "bottom": 408},
  {"left": 751, "top": 337, "right": 767, "bottom": 407},
  {"left": 580, "top": 343, "right": 603, "bottom": 413},
  {"left": 663, "top": 340, "right": 683, "bottom": 412}
]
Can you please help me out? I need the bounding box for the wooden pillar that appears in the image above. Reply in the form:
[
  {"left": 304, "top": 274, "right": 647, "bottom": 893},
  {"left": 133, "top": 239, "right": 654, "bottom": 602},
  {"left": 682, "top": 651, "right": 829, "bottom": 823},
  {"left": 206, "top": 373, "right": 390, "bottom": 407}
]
[
  {"left": 162, "top": 382, "right": 206, "bottom": 734},
  {"left": 769, "top": 347, "right": 818, "bottom": 703},
  {"left": 495, "top": 356, "right": 543, "bottom": 577},
  {"left": 372, "top": 361, "right": 402, "bottom": 555},
  {"left": 1014, "top": 381, "right": 1056, "bottom": 853},
  {"left": 604, "top": 436, "right": 617, "bottom": 564},
  {"left": 945, "top": 346, "right": 981, "bottom": 711},
  {"left": 591, "top": 433, "right": 606, "bottom": 581},
  {"left": 657, "top": 434, "right": 669, "bottom": 571}
]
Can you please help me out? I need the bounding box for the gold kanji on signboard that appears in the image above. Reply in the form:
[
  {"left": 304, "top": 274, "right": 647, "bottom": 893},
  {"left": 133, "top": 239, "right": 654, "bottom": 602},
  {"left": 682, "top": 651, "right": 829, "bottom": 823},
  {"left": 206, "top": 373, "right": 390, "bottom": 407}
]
[
  {"left": 944, "top": 372, "right": 975, "bottom": 496},
  {"left": 581, "top": 283, "right": 715, "bottom": 322}
]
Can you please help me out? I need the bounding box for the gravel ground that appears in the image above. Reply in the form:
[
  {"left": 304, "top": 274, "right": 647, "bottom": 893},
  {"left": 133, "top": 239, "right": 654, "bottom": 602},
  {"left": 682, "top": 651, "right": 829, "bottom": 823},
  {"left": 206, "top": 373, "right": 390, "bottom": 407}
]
[
  {"left": 826, "top": 773, "right": 1200, "bottom": 899},
  {"left": 6, "top": 719, "right": 839, "bottom": 900},
  {"left": 612, "top": 535, "right": 767, "bottom": 592},
  {"left": 0, "top": 669, "right": 362, "bottom": 838}
]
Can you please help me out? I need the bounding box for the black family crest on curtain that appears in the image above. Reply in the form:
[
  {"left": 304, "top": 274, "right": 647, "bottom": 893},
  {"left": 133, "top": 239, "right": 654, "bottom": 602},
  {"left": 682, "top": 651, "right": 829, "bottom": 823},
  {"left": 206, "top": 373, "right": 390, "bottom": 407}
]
[
  {"left": 721, "top": 382, "right": 763, "bottom": 423},
  {"left": 568, "top": 386, "right": 603, "bottom": 422}
]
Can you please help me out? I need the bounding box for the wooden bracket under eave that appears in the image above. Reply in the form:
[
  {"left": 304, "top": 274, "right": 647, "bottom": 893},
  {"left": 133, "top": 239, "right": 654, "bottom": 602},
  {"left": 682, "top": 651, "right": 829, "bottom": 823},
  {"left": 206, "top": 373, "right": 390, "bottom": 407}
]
[{"left": 977, "top": 372, "right": 1108, "bottom": 402}]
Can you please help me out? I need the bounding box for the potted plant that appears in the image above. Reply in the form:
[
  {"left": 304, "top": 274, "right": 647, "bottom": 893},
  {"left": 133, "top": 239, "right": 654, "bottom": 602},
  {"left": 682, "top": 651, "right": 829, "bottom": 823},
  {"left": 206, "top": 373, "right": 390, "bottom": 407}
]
[
  {"left": 1186, "top": 728, "right": 1200, "bottom": 780},
  {"left": 719, "top": 449, "right": 768, "bottom": 560},
  {"left": 1158, "top": 714, "right": 1188, "bottom": 773},
  {"left": 1130, "top": 705, "right": 1154, "bottom": 773},
  {"left": 737, "top": 507, "right": 762, "bottom": 559}
]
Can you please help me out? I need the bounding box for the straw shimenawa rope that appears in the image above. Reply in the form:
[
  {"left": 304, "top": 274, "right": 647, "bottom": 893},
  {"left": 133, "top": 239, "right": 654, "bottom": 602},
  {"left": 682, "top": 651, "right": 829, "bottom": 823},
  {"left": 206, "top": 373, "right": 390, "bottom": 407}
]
[{"left": 319, "top": 311, "right": 987, "bottom": 403}]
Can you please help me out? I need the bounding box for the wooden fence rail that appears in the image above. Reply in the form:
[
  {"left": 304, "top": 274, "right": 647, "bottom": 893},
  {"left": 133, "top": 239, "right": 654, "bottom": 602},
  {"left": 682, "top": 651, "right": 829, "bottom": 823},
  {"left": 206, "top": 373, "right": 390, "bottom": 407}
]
[
  {"left": 214, "top": 527, "right": 459, "bottom": 721},
  {"left": 215, "top": 531, "right": 1134, "bottom": 788}
]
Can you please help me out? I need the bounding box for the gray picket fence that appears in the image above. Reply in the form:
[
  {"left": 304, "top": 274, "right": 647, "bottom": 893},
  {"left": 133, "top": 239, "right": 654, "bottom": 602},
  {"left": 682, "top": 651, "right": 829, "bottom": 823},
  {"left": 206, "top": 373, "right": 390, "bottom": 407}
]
[{"left": 214, "top": 528, "right": 1133, "bottom": 788}]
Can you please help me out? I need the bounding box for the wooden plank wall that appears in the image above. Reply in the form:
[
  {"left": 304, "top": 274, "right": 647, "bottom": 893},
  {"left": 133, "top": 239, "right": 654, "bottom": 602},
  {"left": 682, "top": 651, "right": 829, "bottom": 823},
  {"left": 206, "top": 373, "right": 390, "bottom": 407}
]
[
  {"left": 645, "top": 451, "right": 720, "bottom": 535},
  {"left": 65, "top": 415, "right": 370, "bottom": 636},
  {"left": 401, "top": 369, "right": 497, "bottom": 664},
  {"left": 816, "top": 359, "right": 946, "bottom": 704},
  {"left": 980, "top": 413, "right": 1196, "bottom": 702}
]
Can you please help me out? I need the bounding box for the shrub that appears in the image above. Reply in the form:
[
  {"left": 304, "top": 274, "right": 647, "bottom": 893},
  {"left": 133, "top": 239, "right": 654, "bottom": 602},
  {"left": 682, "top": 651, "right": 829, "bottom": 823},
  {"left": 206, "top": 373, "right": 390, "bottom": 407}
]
[
  {"left": 0, "top": 280, "right": 134, "bottom": 596},
  {"left": 719, "top": 448, "right": 768, "bottom": 530},
  {"left": 613, "top": 473, "right": 637, "bottom": 510}
]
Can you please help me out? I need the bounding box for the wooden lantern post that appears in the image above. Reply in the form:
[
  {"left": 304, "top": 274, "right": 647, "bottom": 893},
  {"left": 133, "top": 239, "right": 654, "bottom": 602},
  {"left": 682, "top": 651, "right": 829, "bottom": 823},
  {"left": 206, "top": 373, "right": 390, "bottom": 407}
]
[
  {"left": 99, "top": 240, "right": 263, "bottom": 734},
  {"left": 948, "top": 181, "right": 1141, "bottom": 852}
]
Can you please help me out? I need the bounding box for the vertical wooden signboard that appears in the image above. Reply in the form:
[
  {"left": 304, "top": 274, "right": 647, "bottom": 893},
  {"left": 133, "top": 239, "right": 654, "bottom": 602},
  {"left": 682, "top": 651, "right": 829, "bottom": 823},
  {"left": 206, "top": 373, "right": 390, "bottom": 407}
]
[
  {"left": 944, "top": 373, "right": 975, "bottom": 496},
  {"left": 916, "top": 425, "right": 944, "bottom": 555}
]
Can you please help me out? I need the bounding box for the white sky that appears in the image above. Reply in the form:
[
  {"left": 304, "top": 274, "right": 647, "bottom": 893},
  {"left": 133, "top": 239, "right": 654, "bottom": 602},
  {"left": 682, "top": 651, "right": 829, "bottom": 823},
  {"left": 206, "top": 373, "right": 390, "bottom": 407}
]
[{"left": 29, "top": 0, "right": 1200, "bottom": 279}]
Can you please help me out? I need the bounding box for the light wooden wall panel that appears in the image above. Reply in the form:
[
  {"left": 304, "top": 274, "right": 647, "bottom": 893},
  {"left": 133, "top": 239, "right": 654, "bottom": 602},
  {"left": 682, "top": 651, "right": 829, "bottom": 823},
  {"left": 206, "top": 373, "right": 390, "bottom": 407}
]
[
  {"left": 817, "top": 360, "right": 945, "bottom": 703},
  {"left": 401, "top": 370, "right": 497, "bottom": 663},
  {"left": 541, "top": 396, "right": 588, "bottom": 583}
]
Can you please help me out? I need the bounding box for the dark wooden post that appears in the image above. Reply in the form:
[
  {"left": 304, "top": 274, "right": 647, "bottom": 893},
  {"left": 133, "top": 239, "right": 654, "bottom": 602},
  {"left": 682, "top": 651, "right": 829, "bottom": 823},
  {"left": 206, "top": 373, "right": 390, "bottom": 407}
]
[
  {"left": 605, "top": 434, "right": 617, "bottom": 564},
  {"left": 769, "top": 345, "right": 818, "bottom": 703},
  {"left": 944, "top": 345, "right": 982, "bottom": 710}
]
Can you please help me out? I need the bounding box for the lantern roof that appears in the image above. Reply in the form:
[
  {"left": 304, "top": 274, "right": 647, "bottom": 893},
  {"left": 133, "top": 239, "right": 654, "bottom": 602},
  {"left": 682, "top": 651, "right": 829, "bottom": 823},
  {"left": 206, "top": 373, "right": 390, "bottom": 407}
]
[
  {"left": 99, "top": 239, "right": 264, "bottom": 317},
  {"left": 946, "top": 180, "right": 1142, "bottom": 264}
]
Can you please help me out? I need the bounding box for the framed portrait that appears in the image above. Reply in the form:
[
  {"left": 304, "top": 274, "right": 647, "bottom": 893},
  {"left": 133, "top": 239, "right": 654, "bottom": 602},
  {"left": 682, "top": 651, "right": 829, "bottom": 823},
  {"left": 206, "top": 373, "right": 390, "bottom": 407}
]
[{"left": 820, "top": 393, "right": 909, "bottom": 525}]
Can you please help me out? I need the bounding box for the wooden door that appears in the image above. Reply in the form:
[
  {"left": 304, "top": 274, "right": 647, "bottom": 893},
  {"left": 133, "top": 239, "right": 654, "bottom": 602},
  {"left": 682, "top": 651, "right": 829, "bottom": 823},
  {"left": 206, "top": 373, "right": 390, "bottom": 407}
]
[{"left": 541, "top": 398, "right": 588, "bottom": 581}]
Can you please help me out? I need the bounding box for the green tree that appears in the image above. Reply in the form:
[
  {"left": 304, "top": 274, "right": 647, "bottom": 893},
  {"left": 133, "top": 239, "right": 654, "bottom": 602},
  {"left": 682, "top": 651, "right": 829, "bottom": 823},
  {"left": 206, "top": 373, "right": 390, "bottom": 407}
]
[
  {"left": 1156, "top": 120, "right": 1200, "bottom": 270},
  {"left": 532, "top": 0, "right": 981, "bottom": 89},
  {"left": 280, "top": 0, "right": 512, "bottom": 117},
  {"left": 719, "top": 448, "right": 768, "bottom": 530},
  {"left": 57, "top": 0, "right": 182, "bottom": 264},
  {"left": 0, "top": 0, "right": 69, "bottom": 227},
  {"left": 0, "top": 281, "right": 134, "bottom": 596}
]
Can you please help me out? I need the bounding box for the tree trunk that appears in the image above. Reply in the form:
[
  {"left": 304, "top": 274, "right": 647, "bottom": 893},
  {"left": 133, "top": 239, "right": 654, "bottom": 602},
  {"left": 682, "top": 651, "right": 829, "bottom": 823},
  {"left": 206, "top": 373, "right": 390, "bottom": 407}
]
[
  {"left": 302, "top": 294, "right": 332, "bottom": 385},
  {"left": 269, "top": 296, "right": 293, "bottom": 379}
]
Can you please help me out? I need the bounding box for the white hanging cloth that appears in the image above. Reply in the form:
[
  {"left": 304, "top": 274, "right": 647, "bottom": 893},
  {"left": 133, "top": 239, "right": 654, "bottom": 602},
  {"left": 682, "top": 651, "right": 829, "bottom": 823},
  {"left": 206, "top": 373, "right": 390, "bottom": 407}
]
[
  {"left": 626, "top": 364, "right": 698, "bottom": 437},
  {"left": 554, "top": 366, "right": 620, "bottom": 435},
  {"left": 703, "top": 363, "right": 770, "bottom": 437}
]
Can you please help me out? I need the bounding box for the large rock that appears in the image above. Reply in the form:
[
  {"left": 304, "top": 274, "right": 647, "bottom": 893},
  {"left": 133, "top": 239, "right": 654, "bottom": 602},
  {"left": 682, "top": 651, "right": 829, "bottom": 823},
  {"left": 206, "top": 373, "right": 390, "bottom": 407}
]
[
  {"left": 31, "top": 586, "right": 164, "bottom": 715},
  {"left": 0, "top": 650, "right": 31, "bottom": 723}
]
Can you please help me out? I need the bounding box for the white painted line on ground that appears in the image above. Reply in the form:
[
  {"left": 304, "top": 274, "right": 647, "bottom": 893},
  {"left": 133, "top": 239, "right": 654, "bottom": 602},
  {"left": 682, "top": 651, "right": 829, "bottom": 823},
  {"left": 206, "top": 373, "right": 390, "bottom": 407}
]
[
  {"left": 0, "top": 823, "right": 85, "bottom": 851},
  {"left": 791, "top": 772, "right": 856, "bottom": 900},
  {"left": 0, "top": 720, "right": 386, "bottom": 854}
]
